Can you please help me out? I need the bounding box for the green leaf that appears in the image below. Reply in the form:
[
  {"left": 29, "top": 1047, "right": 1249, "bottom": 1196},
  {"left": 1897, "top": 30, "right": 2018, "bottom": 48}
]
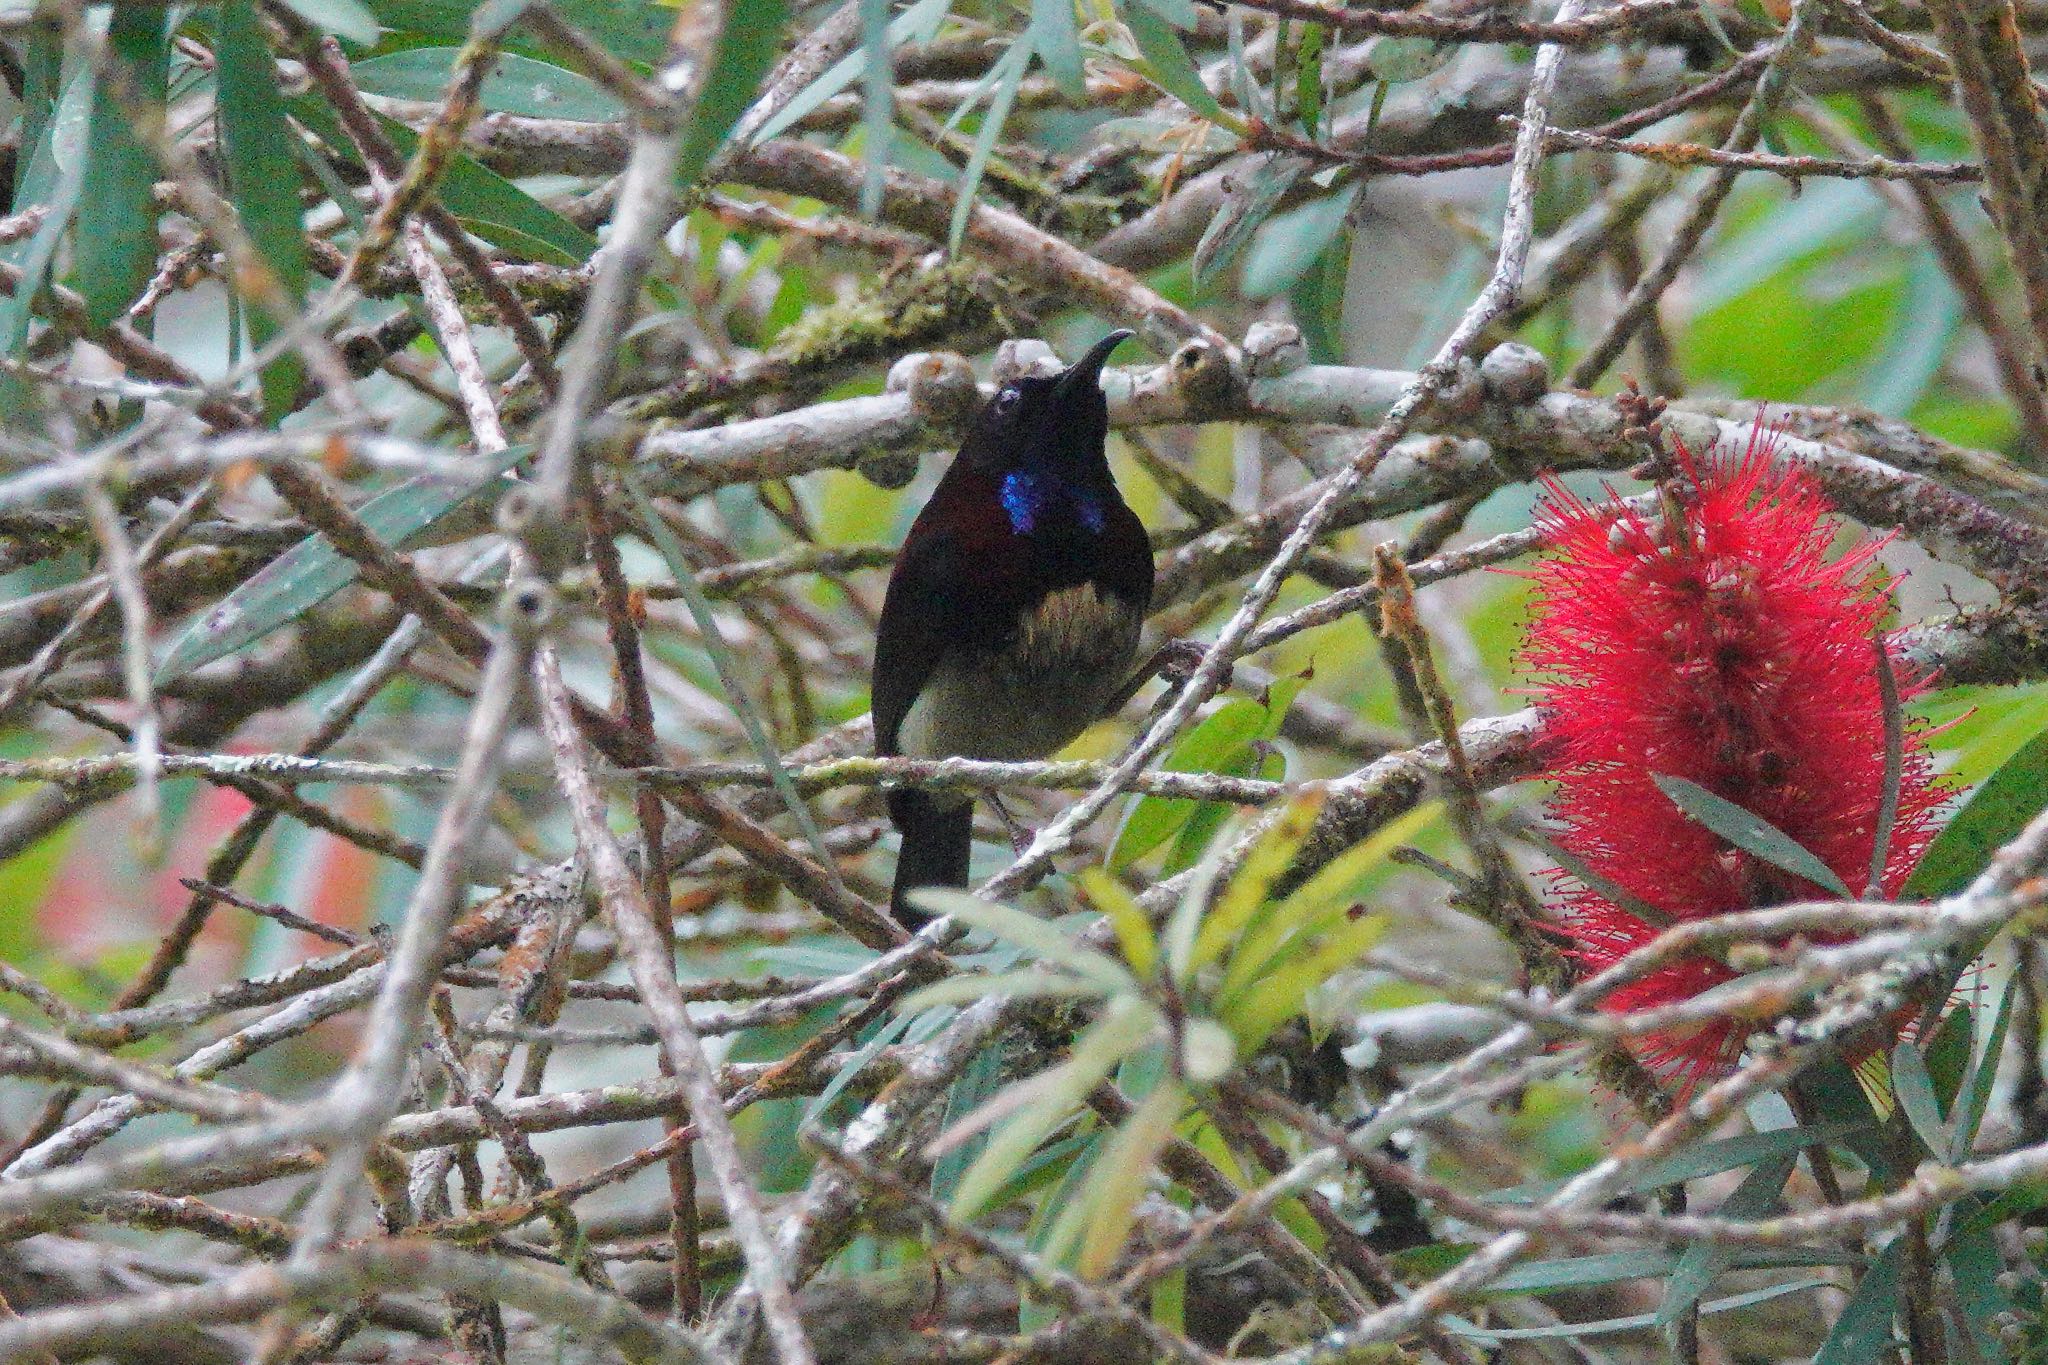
[
  {"left": 1484, "top": 1121, "right": 1863, "bottom": 1204},
  {"left": 1656, "top": 1151, "right": 1797, "bottom": 1326},
  {"left": 677, "top": 0, "right": 791, "bottom": 189},
  {"left": 0, "top": 64, "right": 93, "bottom": 366},
  {"left": 216, "top": 4, "right": 311, "bottom": 419},
  {"left": 856, "top": 0, "right": 892, "bottom": 217},
  {"left": 976, "top": 1131, "right": 1095, "bottom": 1220},
  {"left": 1800, "top": 1059, "right": 1903, "bottom": 1179},
  {"left": 1652, "top": 773, "right": 1853, "bottom": 898},
  {"left": 902, "top": 889, "right": 1136, "bottom": 993},
  {"left": 1364, "top": 34, "right": 1450, "bottom": 82},
  {"left": 1243, "top": 186, "right": 1358, "bottom": 300},
  {"left": 948, "top": 1001, "right": 1155, "bottom": 1220},
  {"left": 1220, "top": 910, "right": 1386, "bottom": 1050},
  {"left": 0, "top": 790, "right": 76, "bottom": 961},
  {"left": 1943, "top": 1184, "right": 2048, "bottom": 1248},
  {"left": 803, "top": 1008, "right": 915, "bottom": 1122},
  {"left": 1222, "top": 9, "right": 1268, "bottom": 123},
  {"left": 1031, "top": 0, "right": 1086, "bottom": 101},
  {"left": 1061, "top": 1079, "right": 1184, "bottom": 1277},
  {"left": 1920, "top": 986, "right": 1975, "bottom": 1110},
  {"left": 750, "top": 0, "right": 954, "bottom": 145},
  {"left": 1293, "top": 21, "right": 1325, "bottom": 136},
  {"left": 947, "top": 36, "right": 1032, "bottom": 253},
  {"left": 75, "top": 6, "right": 166, "bottom": 331},
  {"left": 154, "top": 445, "right": 531, "bottom": 683},
  {"left": 893, "top": 968, "right": 1107, "bottom": 1015},
  {"left": 1487, "top": 1246, "right": 1855, "bottom": 1297},
  {"left": 367, "top": 0, "right": 668, "bottom": 61},
  {"left": 1151, "top": 1266, "right": 1187, "bottom": 1337},
  {"left": 1906, "top": 722, "right": 2048, "bottom": 899},
  {"left": 292, "top": 98, "right": 598, "bottom": 265},
  {"left": 1942, "top": 1204, "right": 2018, "bottom": 1363},
  {"left": 1889, "top": 1038, "right": 1948, "bottom": 1156},
  {"left": 1166, "top": 744, "right": 1279, "bottom": 874},
  {"left": 278, "top": 0, "right": 381, "bottom": 44},
  {"left": 1224, "top": 801, "right": 1437, "bottom": 998},
  {"left": 929, "top": 1042, "right": 1006, "bottom": 1203},
  {"left": 622, "top": 474, "right": 855, "bottom": 903},
  {"left": 1949, "top": 970, "right": 2017, "bottom": 1161},
  {"left": 351, "top": 48, "right": 625, "bottom": 121},
  {"left": 1288, "top": 219, "right": 1351, "bottom": 364},
  {"left": 1455, "top": 1279, "right": 1833, "bottom": 1342},
  {"left": 1125, "top": 1, "right": 1227, "bottom": 124},
  {"left": 1814, "top": 1243, "right": 1902, "bottom": 1365},
  {"left": 14, "top": 30, "right": 61, "bottom": 201},
  {"left": 1193, "top": 154, "right": 1306, "bottom": 292},
  {"left": 1077, "top": 867, "right": 1157, "bottom": 981},
  {"left": 1115, "top": 676, "right": 1302, "bottom": 873},
  {"left": 1112, "top": 698, "right": 1267, "bottom": 868},
  {"left": 1133, "top": 0, "right": 1201, "bottom": 26},
  {"left": 1189, "top": 792, "right": 1326, "bottom": 975}
]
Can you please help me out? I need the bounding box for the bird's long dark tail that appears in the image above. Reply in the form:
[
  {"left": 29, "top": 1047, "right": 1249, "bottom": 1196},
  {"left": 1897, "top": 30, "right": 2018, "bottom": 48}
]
[{"left": 888, "top": 790, "right": 973, "bottom": 931}]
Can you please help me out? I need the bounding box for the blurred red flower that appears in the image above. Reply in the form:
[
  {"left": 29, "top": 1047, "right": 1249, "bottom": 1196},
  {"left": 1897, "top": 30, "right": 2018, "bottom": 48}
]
[{"left": 1519, "top": 421, "right": 1944, "bottom": 1085}]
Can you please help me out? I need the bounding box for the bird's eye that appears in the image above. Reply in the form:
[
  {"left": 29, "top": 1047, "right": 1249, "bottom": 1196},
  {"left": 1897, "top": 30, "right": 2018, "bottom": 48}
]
[{"left": 993, "top": 386, "right": 1021, "bottom": 414}]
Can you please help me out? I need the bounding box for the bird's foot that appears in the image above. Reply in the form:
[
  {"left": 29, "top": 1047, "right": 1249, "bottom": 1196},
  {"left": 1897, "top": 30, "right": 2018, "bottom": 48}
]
[
  {"left": 1107, "top": 637, "right": 1223, "bottom": 716},
  {"left": 1152, "top": 637, "right": 1211, "bottom": 689},
  {"left": 989, "top": 793, "right": 1034, "bottom": 856}
]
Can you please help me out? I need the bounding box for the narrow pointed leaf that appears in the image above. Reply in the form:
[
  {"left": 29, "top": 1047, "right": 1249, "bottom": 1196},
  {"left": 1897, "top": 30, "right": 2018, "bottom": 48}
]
[
  {"left": 1889, "top": 1039, "right": 1947, "bottom": 1156},
  {"left": 1294, "top": 21, "right": 1325, "bottom": 136},
  {"left": 803, "top": 1009, "right": 915, "bottom": 1122},
  {"left": 352, "top": 48, "right": 625, "bottom": 121},
  {"left": 751, "top": 0, "right": 954, "bottom": 145},
  {"left": 904, "top": 889, "right": 1136, "bottom": 992},
  {"left": 624, "top": 473, "right": 848, "bottom": 902},
  {"left": 1814, "top": 1244, "right": 1902, "bottom": 1364},
  {"left": 1221, "top": 802, "right": 1436, "bottom": 1000},
  {"left": 1489, "top": 1247, "right": 1855, "bottom": 1297},
  {"left": 1655, "top": 1151, "right": 1797, "bottom": 1326},
  {"left": 0, "top": 66, "right": 94, "bottom": 362},
  {"left": 154, "top": 445, "right": 531, "bottom": 683},
  {"left": 1455, "top": 1280, "right": 1833, "bottom": 1342},
  {"left": 857, "top": 0, "right": 893, "bottom": 216},
  {"left": 947, "top": 37, "right": 1032, "bottom": 252},
  {"left": 948, "top": 1003, "right": 1154, "bottom": 1220},
  {"left": 279, "top": 0, "right": 381, "bottom": 43},
  {"left": 677, "top": 0, "right": 791, "bottom": 188},
  {"left": 76, "top": 6, "right": 166, "bottom": 330},
  {"left": 1906, "top": 723, "right": 2048, "bottom": 899},
  {"left": 1194, "top": 154, "right": 1307, "bottom": 292},
  {"left": 1190, "top": 791, "right": 1325, "bottom": 974},
  {"left": 1077, "top": 867, "right": 1157, "bottom": 980},
  {"left": 1072, "top": 1081, "right": 1184, "bottom": 1277},
  {"left": 1652, "top": 773, "right": 1853, "bottom": 898},
  {"left": 1031, "top": 0, "right": 1087, "bottom": 101},
  {"left": 893, "top": 969, "right": 1106, "bottom": 1015},
  {"left": 292, "top": 98, "right": 598, "bottom": 265},
  {"left": 1943, "top": 1200, "right": 2018, "bottom": 1363},
  {"left": 1483, "top": 1121, "right": 1862, "bottom": 1203},
  {"left": 1125, "top": 1, "right": 1226, "bottom": 123},
  {"left": 216, "top": 4, "right": 311, "bottom": 419},
  {"left": 1949, "top": 971, "right": 2017, "bottom": 1161},
  {"left": 929, "top": 1042, "right": 1007, "bottom": 1203}
]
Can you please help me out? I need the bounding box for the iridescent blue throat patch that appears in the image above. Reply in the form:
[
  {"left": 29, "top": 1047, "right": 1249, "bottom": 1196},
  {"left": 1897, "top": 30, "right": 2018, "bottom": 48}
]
[{"left": 1001, "top": 471, "right": 1105, "bottom": 535}]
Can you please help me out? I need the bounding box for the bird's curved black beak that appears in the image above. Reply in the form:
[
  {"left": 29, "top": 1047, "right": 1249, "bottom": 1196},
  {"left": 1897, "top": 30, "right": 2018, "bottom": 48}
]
[{"left": 1051, "top": 328, "right": 1135, "bottom": 401}]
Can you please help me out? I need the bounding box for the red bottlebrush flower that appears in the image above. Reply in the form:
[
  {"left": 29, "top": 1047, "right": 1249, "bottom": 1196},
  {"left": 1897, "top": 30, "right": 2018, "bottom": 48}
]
[{"left": 1519, "top": 421, "right": 1943, "bottom": 1086}]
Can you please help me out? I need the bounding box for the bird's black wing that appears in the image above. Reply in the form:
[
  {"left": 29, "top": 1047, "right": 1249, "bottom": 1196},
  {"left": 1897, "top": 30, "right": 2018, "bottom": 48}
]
[{"left": 871, "top": 523, "right": 964, "bottom": 757}]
